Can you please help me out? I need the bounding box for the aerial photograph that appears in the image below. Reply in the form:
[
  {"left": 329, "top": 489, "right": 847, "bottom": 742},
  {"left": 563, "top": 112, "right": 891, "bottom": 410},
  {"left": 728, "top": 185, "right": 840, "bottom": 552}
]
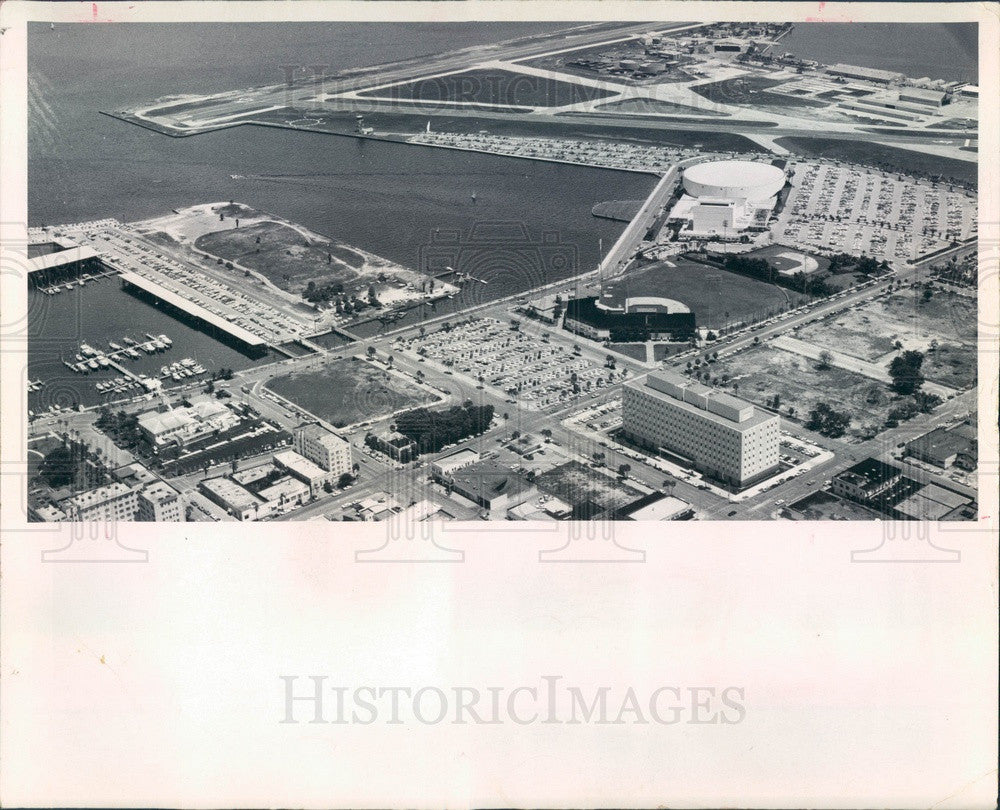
[{"left": 25, "top": 19, "right": 981, "bottom": 523}]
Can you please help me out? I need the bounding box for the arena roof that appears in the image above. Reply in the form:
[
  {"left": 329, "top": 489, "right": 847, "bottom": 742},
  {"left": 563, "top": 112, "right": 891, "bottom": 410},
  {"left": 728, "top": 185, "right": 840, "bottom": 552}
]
[{"left": 683, "top": 160, "right": 786, "bottom": 201}]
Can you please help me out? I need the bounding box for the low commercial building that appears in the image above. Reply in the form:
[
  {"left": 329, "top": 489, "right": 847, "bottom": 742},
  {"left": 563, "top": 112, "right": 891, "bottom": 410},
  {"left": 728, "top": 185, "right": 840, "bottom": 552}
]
[
  {"left": 622, "top": 371, "right": 780, "bottom": 489},
  {"left": 257, "top": 476, "right": 310, "bottom": 513},
  {"left": 274, "top": 449, "right": 334, "bottom": 495},
  {"left": 619, "top": 492, "right": 694, "bottom": 521},
  {"left": 137, "top": 396, "right": 240, "bottom": 449},
  {"left": 906, "top": 426, "right": 976, "bottom": 470},
  {"left": 431, "top": 449, "right": 480, "bottom": 479},
  {"left": 31, "top": 503, "right": 67, "bottom": 522},
  {"left": 63, "top": 482, "right": 138, "bottom": 521},
  {"left": 830, "top": 458, "right": 902, "bottom": 504},
  {"left": 826, "top": 63, "right": 904, "bottom": 84},
  {"left": 136, "top": 480, "right": 183, "bottom": 522},
  {"left": 898, "top": 87, "right": 947, "bottom": 107},
  {"left": 293, "top": 422, "right": 353, "bottom": 475},
  {"left": 439, "top": 459, "right": 537, "bottom": 514},
  {"left": 199, "top": 477, "right": 269, "bottom": 521},
  {"left": 372, "top": 429, "right": 419, "bottom": 463}
]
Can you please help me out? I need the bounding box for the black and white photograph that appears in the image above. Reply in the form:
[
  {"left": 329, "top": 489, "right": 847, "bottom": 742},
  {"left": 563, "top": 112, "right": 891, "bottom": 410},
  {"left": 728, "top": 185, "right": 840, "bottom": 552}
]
[
  {"left": 16, "top": 12, "right": 989, "bottom": 524},
  {"left": 1, "top": 1, "right": 997, "bottom": 807}
]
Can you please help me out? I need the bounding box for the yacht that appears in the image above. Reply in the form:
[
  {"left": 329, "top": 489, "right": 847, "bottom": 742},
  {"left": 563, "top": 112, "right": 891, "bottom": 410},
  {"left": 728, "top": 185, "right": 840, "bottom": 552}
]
[
  {"left": 158, "top": 334, "right": 172, "bottom": 347},
  {"left": 87, "top": 359, "right": 99, "bottom": 371},
  {"left": 109, "top": 341, "right": 122, "bottom": 351},
  {"left": 80, "top": 343, "right": 97, "bottom": 357},
  {"left": 97, "top": 356, "right": 110, "bottom": 368},
  {"left": 126, "top": 347, "right": 140, "bottom": 359}
]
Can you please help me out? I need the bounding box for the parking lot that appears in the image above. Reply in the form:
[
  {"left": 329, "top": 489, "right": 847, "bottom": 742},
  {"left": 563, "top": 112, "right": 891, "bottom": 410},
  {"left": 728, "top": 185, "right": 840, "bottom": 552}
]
[
  {"left": 772, "top": 161, "right": 977, "bottom": 263},
  {"left": 411, "top": 317, "right": 631, "bottom": 410}
]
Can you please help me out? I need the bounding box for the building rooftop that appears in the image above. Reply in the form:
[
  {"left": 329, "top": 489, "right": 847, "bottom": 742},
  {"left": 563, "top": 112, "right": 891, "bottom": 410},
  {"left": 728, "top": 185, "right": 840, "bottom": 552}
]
[
  {"left": 200, "top": 477, "right": 262, "bottom": 510},
  {"left": 623, "top": 494, "right": 693, "bottom": 521},
  {"left": 297, "top": 422, "right": 349, "bottom": 448},
  {"left": 119, "top": 271, "right": 266, "bottom": 347},
  {"left": 835, "top": 458, "right": 902, "bottom": 489},
  {"left": 27, "top": 245, "right": 99, "bottom": 274},
  {"left": 140, "top": 480, "right": 180, "bottom": 504},
  {"left": 627, "top": 371, "right": 776, "bottom": 431},
  {"left": 449, "top": 459, "right": 533, "bottom": 503},
  {"left": 907, "top": 427, "right": 973, "bottom": 462},
  {"left": 274, "top": 449, "right": 329, "bottom": 481},
  {"left": 257, "top": 476, "right": 310, "bottom": 504},
  {"left": 66, "top": 482, "right": 134, "bottom": 510}
]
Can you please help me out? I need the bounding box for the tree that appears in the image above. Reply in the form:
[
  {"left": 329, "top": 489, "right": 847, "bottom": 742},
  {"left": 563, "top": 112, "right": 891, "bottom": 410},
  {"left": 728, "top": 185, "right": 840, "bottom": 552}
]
[
  {"left": 806, "top": 402, "right": 851, "bottom": 438},
  {"left": 618, "top": 463, "right": 631, "bottom": 478},
  {"left": 817, "top": 350, "right": 833, "bottom": 370},
  {"left": 337, "top": 472, "right": 354, "bottom": 489},
  {"left": 888, "top": 350, "right": 925, "bottom": 395}
]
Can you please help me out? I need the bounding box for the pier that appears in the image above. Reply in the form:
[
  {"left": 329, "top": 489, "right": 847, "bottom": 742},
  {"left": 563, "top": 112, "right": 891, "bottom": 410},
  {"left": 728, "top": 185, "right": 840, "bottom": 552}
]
[{"left": 119, "top": 271, "right": 269, "bottom": 357}]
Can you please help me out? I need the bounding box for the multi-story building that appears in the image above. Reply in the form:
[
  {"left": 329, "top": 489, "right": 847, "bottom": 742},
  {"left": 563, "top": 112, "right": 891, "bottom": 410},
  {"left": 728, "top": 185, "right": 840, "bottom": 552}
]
[
  {"left": 136, "top": 481, "right": 183, "bottom": 522},
  {"left": 293, "top": 423, "right": 352, "bottom": 475},
  {"left": 622, "top": 371, "right": 780, "bottom": 489},
  {"left": 63, "top": 482, "right": 138, "bottom": 521}
]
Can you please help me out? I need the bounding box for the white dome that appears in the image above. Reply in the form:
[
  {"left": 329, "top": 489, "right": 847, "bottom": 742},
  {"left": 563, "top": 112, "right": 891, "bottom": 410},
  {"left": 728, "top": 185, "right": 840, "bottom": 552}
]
[{"left": 683, "top": 160, "right": 786, "bottom": 202}]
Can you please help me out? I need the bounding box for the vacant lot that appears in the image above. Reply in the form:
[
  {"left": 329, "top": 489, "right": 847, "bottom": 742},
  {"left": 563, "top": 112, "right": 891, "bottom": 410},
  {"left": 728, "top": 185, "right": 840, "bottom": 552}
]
[
  {"left": 536, "top": 460, "right": 643, "bottom": 510},
  {"left": 796, "top": 309, "right": 902, "bottom": 362},
  {"left": 714, "top": 344, "right": 896, "bottom": 438},
  {"left": 195, "top": 220, "right": 365, "bottom": 294},
  {"left": 358, "top": 68, "right": 616, "bottom": 108},
  {"left": 796, "top": 290, "right": 977, "bottom": 389},
  {"left": 266, "top": 358, "right": 435, "bottom": 428}
]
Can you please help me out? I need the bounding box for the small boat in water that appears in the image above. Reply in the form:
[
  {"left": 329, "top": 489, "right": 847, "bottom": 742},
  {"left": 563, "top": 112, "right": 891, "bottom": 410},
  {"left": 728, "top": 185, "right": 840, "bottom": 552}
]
[
  {"left": 126, "top": 348, "right": 140, "bottom": 359},
  {"left": 87, "top": 359, "right": 99, "bottom": 371},
  {"left": 109, "top": 341, "right": 122, "bottom": 351},
  {"left": 80, "top": 343, "right": 97, "bottom": 357}
]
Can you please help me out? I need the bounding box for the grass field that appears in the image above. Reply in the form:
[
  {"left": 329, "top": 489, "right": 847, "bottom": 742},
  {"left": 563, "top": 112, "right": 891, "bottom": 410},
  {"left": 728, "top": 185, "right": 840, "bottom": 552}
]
[
  {"left": 608, "top": 259, "right": 805, "bottom": 328},
  {"left": 266, "top": 358, "right": 435, "bottom": 428},
  {"left": 358, "top": 68, "right": 617, "bottom": 108},
  {"left": 775, "top": 136, "right": 978, "bottom": 186},
  {"left": 594, "top": 97, "right": 725, "bottom": 117},
  {"left": 714, "top": 344, "right": 897, "bottom": 438},
  {"left": 195, "top": 220, "right": 364, "bottom": 294},
  {"left": 691, "top": 75, "right": 828, "bottom": 109}
]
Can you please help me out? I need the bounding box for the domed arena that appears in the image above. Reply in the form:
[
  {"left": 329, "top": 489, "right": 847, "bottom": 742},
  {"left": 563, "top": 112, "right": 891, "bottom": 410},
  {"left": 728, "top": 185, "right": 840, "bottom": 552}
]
[{"left": 682, "top": 160, "right": 787, "bottom": 202}]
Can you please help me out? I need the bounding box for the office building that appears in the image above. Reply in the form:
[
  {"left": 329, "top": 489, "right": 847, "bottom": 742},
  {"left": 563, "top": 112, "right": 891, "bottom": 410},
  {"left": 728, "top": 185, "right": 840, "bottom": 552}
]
[
  {"left": 136, "top": 481, "right": 183, "bottom": 522},
  {"left": 622, "top": 371, "right": 780, "bottom": 489},
  {"left": 63, "top": 482, "right": 138, "bottom": 521},
  {"left": 293, "top": 422, "right": 352, "bottom": 475}
]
